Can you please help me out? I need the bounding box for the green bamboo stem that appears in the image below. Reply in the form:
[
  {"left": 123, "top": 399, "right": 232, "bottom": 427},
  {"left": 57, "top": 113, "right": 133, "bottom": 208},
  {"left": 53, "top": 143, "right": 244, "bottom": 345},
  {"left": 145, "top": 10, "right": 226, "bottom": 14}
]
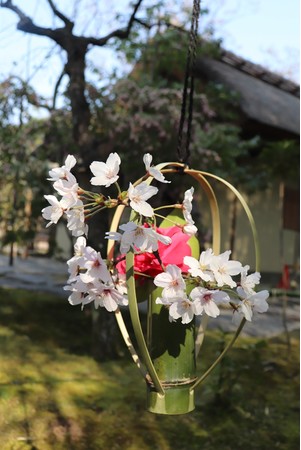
[
  {"left": 107, "top": 204, "right": 149, "bottom": 381},
  {"left": 147, "top": 287, "right": 196, "bottom": 414},
  {"left": 126, "top": 250, "right": 165, "bottom": 396}
]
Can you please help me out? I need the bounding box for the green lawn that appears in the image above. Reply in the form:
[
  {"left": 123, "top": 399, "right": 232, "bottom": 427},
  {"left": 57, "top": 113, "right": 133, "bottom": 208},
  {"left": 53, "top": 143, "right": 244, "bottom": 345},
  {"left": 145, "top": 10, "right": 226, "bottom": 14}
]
[{"left": 0, "top": 287, "right": 299, "bottom": 450}]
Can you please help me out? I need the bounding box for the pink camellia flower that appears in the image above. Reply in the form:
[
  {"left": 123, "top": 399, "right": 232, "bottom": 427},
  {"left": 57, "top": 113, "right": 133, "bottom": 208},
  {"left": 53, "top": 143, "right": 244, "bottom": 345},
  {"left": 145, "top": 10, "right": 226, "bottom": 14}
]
[{"left": 116, "top": 226, "right": 191, "bottom": 278}]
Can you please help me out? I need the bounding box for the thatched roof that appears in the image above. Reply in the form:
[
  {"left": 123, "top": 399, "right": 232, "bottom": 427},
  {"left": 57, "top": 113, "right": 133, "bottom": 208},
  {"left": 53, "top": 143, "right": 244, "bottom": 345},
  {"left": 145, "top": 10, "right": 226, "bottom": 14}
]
[{"left": 195, "top": 49, "right": 300, "bottom": 138}]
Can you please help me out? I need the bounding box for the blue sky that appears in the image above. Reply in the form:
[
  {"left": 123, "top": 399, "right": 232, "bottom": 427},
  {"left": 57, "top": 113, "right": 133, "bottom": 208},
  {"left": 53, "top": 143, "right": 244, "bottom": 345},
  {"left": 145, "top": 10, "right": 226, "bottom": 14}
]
[{"left": 0, "top": 0, "right": 299, "bottom": 102}]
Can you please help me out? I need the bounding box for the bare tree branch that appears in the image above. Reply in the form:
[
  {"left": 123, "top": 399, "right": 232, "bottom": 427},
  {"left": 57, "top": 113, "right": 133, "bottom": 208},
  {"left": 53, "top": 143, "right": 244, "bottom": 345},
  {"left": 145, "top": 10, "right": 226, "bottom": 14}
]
[
  {"left": 46, "top": 0, "right": 74, "bottom": 30},
  {"left": 86, "top": 0, "right": 144, "bottom": 47},
  {"left": 1, "top": 0, "right": 56, "bottom": 40},
  {"left": 0, "top": 0, "right": 148, "bottom": 163},
  {"left": 125, "top": 0, "right": 144, "bottom": 34},
  {"left": 1, "top": 0, "right": 145, "bottom": 49}
]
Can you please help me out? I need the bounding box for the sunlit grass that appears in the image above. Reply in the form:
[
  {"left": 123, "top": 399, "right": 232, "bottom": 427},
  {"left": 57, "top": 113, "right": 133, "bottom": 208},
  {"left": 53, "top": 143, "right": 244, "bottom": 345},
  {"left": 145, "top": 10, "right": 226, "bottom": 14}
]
[{"left": 0, "top": 287, "right": 299, "bottom": 450}]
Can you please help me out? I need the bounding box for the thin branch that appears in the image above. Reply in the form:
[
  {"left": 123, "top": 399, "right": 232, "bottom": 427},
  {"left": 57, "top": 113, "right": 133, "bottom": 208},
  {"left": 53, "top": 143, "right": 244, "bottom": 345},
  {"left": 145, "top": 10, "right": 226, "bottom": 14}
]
[
  {"left": 8, "top": 74, "right": 53, "bottom": 111},
  {"left": 52, "top": 68, "right": 67, "bottom": 109},
  {"left": 46, "top": 0, "right": 74, "bottom": 30},
  {"left": 134, "top": 17, "right": 189, "bottom": 34},
  {"left": 1, "top": 0, "right": 27, "bottom": 20},
  {"left": 85, "top": 0, "right": 144, "bottom": 47},
  {"left": 125, "top": 0, "right": 144, "bottom": 35}
]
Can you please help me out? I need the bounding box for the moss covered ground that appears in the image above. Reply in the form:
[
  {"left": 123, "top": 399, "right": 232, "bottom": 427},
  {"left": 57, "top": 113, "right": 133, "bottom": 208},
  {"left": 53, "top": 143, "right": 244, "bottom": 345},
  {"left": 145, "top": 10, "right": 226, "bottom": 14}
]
[{"left": 0, "top": 287, "right": 299, "bottom": 450}]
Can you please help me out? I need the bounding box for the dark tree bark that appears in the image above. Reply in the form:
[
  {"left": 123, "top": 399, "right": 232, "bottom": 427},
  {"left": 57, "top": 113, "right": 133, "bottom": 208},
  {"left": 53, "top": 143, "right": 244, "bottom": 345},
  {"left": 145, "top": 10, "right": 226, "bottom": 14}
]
[{"left": 1, "top": 0, "right": 144, "bottom": 163}]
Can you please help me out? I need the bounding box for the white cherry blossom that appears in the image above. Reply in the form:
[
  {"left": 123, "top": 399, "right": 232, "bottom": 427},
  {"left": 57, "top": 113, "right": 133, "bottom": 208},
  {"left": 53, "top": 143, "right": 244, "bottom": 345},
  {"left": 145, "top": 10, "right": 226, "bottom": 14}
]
[
  {"left": 107, "top": 221, "right": 171, "bottom": 253},
  {"left": 90, "top": 152, "right": 121, "bottom": 187},
  {"left": 190, "top": 287, "right": 230, "bottom": 318},
  {"left": 48, "top": 154, "right": 77, "bottom": 181},
  {"left": 67, "top": 237, "right": 87, "bottom": 281},
  {"left": 128, "top": 182, "right": 158, "bottom": 217},
  {"left": 42, "top": 195, "right": 65, "bottom": 227},
  {"left": 168, "top": 297, "right": 197, "bottom": 324},
  {"left": 53, "top": 175, "right": 79, "bottom": 208},
  {"left": 184, "top": 248, "right": 215, "bottom": 282},
  {"left": 64, "top": 277, "right": 94, "bottom": 310},
  {"left": 87, "top": 282, "right": 128, "bottom": 312},
  {"left": 240, "top": 265, "right": 261, "bottom": 294},
  {"left": 143, "top": 153, "right": 170, "bottom": 183},
  {"left": 66, "top": 200, "right": 88, "bottom": 237},
  {"left": 81, "top": 246, "right": 111, "bottom": 283},
  {"left": 210, "top": 250, "right": 242, "bottom": 288},
  {"left": 235, "top": 287, "right": 269, "bottom": 322},
  {"left": 112, "top": 273, "right": 127, "bottom": 295},
  {"left": 154, "top": 264, "right": 186, "bottom": 298}
]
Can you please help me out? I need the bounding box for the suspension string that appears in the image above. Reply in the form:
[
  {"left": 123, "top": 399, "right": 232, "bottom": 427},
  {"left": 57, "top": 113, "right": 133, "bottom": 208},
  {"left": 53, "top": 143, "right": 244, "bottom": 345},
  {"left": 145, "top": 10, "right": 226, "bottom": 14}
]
[{"left": 176, "top": 0, "right": 201, "bottom": 165}]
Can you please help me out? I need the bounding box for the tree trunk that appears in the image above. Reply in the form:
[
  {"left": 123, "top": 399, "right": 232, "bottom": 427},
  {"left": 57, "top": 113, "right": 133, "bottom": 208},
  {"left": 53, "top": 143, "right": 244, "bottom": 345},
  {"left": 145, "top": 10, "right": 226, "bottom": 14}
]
[{"left": 64, "top": 42, "right": 92, "bottom": 156}]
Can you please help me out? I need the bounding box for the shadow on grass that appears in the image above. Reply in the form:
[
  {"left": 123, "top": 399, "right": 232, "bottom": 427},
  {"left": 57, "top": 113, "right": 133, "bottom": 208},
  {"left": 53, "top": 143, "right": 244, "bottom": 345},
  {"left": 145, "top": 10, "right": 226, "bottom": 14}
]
[
  {"left": 0, "top": 287, "right": 299, "bottom": 450},
  {"left": 0, "top": 287, "right": 100, "bottom": 356}
]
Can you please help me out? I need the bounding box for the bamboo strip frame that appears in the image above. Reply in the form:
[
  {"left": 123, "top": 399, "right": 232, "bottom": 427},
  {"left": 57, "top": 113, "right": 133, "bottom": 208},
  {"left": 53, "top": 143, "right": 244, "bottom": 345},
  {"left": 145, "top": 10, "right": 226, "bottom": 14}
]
[{"left": 106, "top": 162, "right": 261, "bottom": 394}]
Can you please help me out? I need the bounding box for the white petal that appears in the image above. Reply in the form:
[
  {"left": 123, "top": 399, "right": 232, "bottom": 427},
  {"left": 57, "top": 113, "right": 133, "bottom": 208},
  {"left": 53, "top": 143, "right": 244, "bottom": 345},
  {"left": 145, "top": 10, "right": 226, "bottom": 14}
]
[
  {"left": 90, "top": 161, "right": 106, "bottom": 177},
  {"left": 119, "top": 221, "right": 137, "bottom": 232},
  {"left": 203, "top": 301, "right": 220, "bottom": 318},
  {"left": 225, "top": 260, "right": 242, "bottom": 275},
  {"left": 184, "top": 256, "right": 199, "bottom": 271},
  {"left": 143, "top": 153, "right": 152, "bottom": 170},
  {"left": 65, "top": 154, "right": 76, "bottom": 170},
  {"left": 130, "top": 199, "right": 154, "bottom": 217},
  {"left": 166, "top": 264, "right": 183, "bottom": 279},
  {"left": 103, "top": 295, "right": 118, "bottom": 312},
  {"left": 212, "top": 290, "right": 230, "bottom": 304},
  {"left": 251, "top": 290, "right": 269, "bottom": 313},
  {"left": 183, "top": 223, "right": 198, "bottom": 236},
  {"left": 240, "top": 302, "right": 253, "bottom": 321},
  {"left": 154, "top": 272, "right": 172, "bottom": 287},
  {"left": 106, "top": 152, "right": 121, "bottom": 169},
  {"left": 135, "top": 182, "right": 158, "bottom": 201},
  {"left": 149, "top": 167, "right": 170, "bottom": 183},
  {"left": 190, "top": 286, "right": 205, "bottom": 301},
  {"left": 105, "top": 231, "right": 122, "bottom": 241},
  {"left": 156, "top": 296, "right": 171, "bottom": 305},
  {"left": 181, "top": 309, "right": 194, "bottom": 324},
  {"left": 169, "top": 302, "right": 182, "bottom": 320},
  {"left": 157, "top": 234, "right": 172, "bottom": 246}
]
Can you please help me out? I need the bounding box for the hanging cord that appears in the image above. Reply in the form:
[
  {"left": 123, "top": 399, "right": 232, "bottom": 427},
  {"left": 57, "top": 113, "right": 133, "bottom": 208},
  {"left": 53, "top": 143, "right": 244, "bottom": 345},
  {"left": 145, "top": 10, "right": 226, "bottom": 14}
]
[{"left": 176, "top": 0, "right": 201, "bottom": 165}]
